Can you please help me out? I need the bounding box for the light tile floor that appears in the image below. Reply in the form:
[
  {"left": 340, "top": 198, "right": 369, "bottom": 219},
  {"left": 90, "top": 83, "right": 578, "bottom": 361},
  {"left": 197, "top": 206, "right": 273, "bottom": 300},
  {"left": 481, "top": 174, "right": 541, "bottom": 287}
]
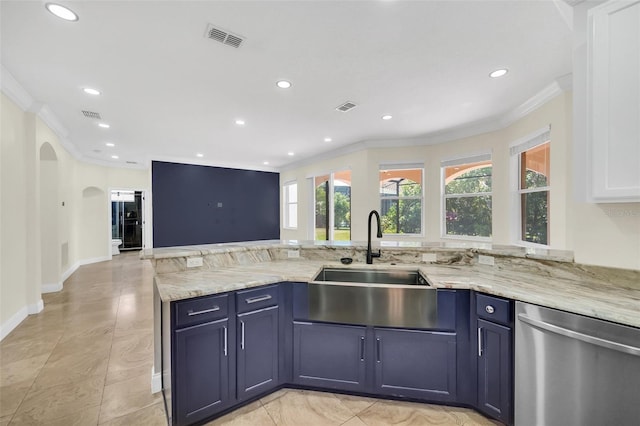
[{"left": 0, "top": 253, "right": 498, "bottom": 426}]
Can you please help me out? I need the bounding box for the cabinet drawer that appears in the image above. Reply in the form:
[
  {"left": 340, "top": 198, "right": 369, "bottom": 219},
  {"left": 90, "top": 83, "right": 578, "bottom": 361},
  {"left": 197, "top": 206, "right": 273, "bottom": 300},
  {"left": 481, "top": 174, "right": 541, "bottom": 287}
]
[
  {"left": 236, "top": 285, "right": 279, "bottom": 314},
  {"left": 175, "top": 293, "right": 229, "bottom": 328},
  {"left": 476, "top": 293, "right": 511, "bottom": 325}
]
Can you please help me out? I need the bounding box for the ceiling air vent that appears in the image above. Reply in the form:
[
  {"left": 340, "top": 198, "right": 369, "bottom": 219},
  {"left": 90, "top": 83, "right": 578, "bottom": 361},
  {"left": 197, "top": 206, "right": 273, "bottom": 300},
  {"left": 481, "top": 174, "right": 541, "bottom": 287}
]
[
  {"left": 126, "top": 161, "right": 138, "bottom": 165},
  {"left": 336, "top": 101, "right": 357, "bottom": 112},
  {"left": 205, "top": 24, "right": 245, "bottom": 48},
  {"left": 82, "top": 110, "right": 101, "bottom": 120}
]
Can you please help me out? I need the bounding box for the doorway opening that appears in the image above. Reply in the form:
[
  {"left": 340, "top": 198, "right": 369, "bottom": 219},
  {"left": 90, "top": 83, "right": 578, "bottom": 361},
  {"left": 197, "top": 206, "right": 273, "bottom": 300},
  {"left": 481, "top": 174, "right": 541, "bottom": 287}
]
[{"left": 111, "top": 190, "right": 144, "bottom": 252}]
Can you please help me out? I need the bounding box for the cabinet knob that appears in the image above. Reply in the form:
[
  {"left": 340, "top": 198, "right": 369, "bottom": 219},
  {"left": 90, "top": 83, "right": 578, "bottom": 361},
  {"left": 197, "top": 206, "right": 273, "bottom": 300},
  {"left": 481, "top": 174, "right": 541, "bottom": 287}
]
[{"left": 485, "top": 305, "right": 495, "bottom": 314}]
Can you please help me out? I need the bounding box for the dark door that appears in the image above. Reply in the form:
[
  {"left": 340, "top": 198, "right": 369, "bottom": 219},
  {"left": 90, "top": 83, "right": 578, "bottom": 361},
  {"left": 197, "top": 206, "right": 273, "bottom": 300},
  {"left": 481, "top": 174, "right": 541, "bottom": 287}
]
[
  {"left": 293, "top": 322, "right": 367, "bottom": 391},
  {"left": 374, "top": 328, "right": 457, "bottom": 402},
  {"left": 477, "top": 319, "right": 512, "bottom": 424},
  {"left": 237, "top": 306, "right": 279, "bottom": 400},
  {"left": 174, "top": 318, "right": 229, "bottom": 426}
]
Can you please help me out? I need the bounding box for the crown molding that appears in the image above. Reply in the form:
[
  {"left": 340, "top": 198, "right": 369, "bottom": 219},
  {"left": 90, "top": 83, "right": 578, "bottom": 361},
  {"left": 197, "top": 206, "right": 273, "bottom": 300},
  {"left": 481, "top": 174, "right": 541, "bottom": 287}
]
[
  {"left": 1, "top": 65, "right": 34, "bottom": 111},
  {"left": 3, "top": 62, "right": 572, "bottom": 175},
  {"left": 279, "top": 74, "right": 573, "bottom": 172}
]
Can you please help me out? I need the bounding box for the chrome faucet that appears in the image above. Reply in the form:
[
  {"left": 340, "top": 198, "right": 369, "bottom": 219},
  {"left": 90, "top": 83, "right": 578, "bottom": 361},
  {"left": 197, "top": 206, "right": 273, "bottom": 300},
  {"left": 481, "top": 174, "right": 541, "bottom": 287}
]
[{"left": 367, "top": 210, "right": 383, "bottom": 264}]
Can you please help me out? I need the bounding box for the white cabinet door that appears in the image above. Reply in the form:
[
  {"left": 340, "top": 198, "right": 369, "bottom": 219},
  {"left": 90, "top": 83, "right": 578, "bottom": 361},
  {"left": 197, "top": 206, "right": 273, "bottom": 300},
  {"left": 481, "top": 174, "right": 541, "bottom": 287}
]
[{"left": 588, "top": 0, "right": 640, "bottom": 202}]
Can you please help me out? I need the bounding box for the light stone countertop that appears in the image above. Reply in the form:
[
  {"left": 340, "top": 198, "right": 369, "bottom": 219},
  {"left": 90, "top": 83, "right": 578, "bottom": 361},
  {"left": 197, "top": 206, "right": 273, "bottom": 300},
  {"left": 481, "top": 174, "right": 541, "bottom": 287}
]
[{"left": 154, "top": 257, "right": 640, "bottom": 329}]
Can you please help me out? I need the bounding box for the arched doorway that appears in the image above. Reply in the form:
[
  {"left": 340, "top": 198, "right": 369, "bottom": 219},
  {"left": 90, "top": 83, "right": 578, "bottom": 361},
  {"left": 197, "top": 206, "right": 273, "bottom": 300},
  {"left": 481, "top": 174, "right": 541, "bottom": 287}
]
[{"left": 40, "top": 142, "right": 61, "bottom": 293}]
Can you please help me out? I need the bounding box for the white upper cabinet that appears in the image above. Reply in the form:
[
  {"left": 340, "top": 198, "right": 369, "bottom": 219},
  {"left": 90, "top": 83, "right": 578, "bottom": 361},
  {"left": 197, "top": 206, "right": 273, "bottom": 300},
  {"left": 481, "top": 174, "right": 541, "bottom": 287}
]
[{"left": 588, "top": 0, "right": 640, "bottom": 202}]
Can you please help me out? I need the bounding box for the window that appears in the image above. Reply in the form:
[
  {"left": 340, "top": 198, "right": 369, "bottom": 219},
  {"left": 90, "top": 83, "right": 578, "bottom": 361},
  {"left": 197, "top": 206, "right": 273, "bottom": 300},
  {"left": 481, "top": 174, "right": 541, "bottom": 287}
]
[
  {"left": 283, "top": 181, "right": 297, "bottom": 229},
  {"left": 511, "top": 128, "right": 550, "bottom": 245},
  {"left": 313, "top": 171, "right": 351, "bottom": 241},
  {"left": 442, "top": 154, "right": 492, "bottom": 239},
  {"left": 379, "top": 165, "right": 423, "bottom": 235}
]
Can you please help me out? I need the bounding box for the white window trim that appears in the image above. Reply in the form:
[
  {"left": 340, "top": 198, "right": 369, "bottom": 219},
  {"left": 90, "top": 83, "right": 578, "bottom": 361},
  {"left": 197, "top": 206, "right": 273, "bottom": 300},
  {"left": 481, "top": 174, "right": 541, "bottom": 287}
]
[
  {"left": 282, "top": 180, "right": 298, "bottom": 230},
  {"left": 509, "top": 126, "right": 551, "bottom": 248},
  {"left": 378, "top": 164, "right": 424, "bottom": 237},
  {"left": 309, "top": 170, "right": 352, "bottom": 241},
  {"left": 440, "top": 153, "right": 493, "bottom": 242}
]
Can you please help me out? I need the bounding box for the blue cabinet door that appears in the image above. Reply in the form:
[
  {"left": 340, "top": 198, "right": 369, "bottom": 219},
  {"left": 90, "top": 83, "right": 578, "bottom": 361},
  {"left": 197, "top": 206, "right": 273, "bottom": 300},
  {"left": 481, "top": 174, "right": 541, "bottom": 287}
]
[
  {"left": 374, "top": 328, "right": 457, "bottom": 401},
  {"left": 174, "top": 318, "right": 229, "bottom": 426},
  {"left": 237, "top": 306, "right": 279, "bottom": 400},
  {"left": 293, "top": 322, "right": 367, "bottom": 391},
  {"left": 477, "top": 318, "right": 512, "bottom": 425}
]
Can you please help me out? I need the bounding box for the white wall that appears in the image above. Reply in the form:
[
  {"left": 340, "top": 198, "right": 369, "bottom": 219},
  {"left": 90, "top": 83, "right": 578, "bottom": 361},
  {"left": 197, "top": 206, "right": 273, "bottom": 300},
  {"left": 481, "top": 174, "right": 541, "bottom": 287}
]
[
  {"left": 281, "top": 91, "right": 639, "bottom": 271},
  {"left": 0, "top": 92, "right": 151, "bottom": 338},
  {"left": 1, "top": 93, "right": 30, "bottom": 333}
]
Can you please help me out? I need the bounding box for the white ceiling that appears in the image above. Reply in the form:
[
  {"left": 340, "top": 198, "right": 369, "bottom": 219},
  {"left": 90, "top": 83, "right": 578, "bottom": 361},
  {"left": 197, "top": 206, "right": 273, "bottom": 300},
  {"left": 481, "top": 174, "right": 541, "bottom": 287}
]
[{"left": 0, "top": 1, "right": 573, "bottom": 171}]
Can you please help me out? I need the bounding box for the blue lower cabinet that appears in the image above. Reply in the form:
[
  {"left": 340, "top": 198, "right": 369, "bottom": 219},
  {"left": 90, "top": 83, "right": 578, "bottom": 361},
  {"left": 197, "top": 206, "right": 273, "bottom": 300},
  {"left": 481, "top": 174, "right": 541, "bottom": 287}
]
[
  {"left": 477, "top": 319, "right": 513, "bottom": 424},
  {"left": 174, "top": 318, "right": 230, "bottom": 426},
  {"left": 237, "top": 306, "right": 279, "bottom": 400},
  {"left": 374, "top": 328, "right": 457, "bottom": 401},
  {"left": 293, "top": 321, "right": 367, "bottom": 391}
]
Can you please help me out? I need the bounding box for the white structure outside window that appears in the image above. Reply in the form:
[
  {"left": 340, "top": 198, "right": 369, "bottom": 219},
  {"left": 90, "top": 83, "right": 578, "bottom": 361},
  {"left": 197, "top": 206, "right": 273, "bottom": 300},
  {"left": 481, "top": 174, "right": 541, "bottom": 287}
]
[
  {"left": 379, "top": 164, "right": 423, "bottom": 235},
  {"left": 441, "top": 153, "right": 492, "bottom": 240},
  {"left": 283, "top": 181, "right": 298, "bottom": 229}
]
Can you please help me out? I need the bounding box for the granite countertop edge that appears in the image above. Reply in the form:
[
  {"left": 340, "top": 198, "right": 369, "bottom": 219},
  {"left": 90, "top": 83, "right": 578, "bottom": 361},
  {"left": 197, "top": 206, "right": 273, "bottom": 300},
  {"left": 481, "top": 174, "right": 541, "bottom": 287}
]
[{"left": 154, "top": 259, "right": 640, "bottom": 329}]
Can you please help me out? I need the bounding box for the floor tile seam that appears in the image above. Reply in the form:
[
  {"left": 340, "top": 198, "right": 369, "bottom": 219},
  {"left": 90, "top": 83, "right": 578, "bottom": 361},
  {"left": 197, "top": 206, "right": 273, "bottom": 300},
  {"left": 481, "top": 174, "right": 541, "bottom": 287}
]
[
  {"left": 8, "top": 331, "right": 64, "bottom": 418},
  {"left": 95, "top": 401, "right": 155, "bottom": 425},
  {"left": 96, "top": 293, "right": 120, "bottom": 413}
]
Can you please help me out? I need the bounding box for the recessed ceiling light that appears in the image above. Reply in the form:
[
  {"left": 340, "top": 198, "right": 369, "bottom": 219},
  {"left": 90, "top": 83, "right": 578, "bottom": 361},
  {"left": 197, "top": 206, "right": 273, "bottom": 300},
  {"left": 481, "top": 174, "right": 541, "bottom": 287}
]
[
  {"left": 324, "top": 137, "right": 332, "bottom": 143},
  {"left": 196, "top": 153, "right": 204, "bottom": 158},
  {"left": 111, "top": 155, "right": 119, "bottom": 159},
  {"left": 98, "top": 123, "right": 110, "bottom": 128},
  {"left": 45, "top": 3, "right": 79, "bottom": 21},
  {"left": 489, "top": 68, "right": 508, "bottom": 78},
  {"left": 382, "top": 115, "right": 393, "bottom": 120},
  {"left": 287, "top": 152, "right": 294, "bottom": 156},
  {"left": 235, "top": 119, "right": 245, "bottom": 126},
  {"left": 105, "top": 142, "right": 115, "bottom": 147},
  {"left": 83, "top": 87, "right": 101, "bottom": 96},
  {"left": 263, "top": 161, "right": 269, "bottom": 165},
  {"left": 276, "top": 80, "right": 292, "bottom": 89}
]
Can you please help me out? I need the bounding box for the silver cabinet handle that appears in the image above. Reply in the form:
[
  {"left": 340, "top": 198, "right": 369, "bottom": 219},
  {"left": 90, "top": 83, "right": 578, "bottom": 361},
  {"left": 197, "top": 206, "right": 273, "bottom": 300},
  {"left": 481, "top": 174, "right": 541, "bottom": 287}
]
[
  {"left": 241, "top": 321, "right": 245, "bottom": 350},
  {"left": 518, "top": 313, "right": 640, "bottom": 357},
  {"left": 485, "top": 305, "right": 495, "bottom": 314},
  {"left": 478, "top": 327, "right": 483, "bottom": 357},
  {"left": 223, "top": 326, "right": 228, "bottom": 357},
  {"left": 359, "top": 336, "right": 365, "bottom": 361},
  {"left": 376, "top": 338, "right": 381, "bottom": 363},
  {"left": 187, "top": 306, "right": 220, "bottom": 316},
  {"left": 246, "top": 294, "right": 272, "bottom": 304}
]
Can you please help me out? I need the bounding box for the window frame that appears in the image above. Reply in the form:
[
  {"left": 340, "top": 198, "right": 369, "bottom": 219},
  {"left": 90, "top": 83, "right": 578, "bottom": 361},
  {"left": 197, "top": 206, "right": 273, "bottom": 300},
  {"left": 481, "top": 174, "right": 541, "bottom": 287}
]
[
  {"left": 378, "top": 164, "right": 424, "bottom": 236},
  {"left": 440, "top": 153, "right": 493, "bottom": 241},
  {"left": 309, "top": 170, "right": 352, "bottom": 241},
  {"left": 510, "top": 127, "right": 551, "bottom": 248},
  {"left": 282, "top": 180, "right": 298, "bottom": 230}
]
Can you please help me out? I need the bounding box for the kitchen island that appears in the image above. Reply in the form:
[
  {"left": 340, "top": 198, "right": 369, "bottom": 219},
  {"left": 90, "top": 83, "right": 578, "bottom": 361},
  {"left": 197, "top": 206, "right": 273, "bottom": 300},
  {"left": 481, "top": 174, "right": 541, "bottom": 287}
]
[{"left": 146, "top": 240, "right": 640, "bottom": 425}]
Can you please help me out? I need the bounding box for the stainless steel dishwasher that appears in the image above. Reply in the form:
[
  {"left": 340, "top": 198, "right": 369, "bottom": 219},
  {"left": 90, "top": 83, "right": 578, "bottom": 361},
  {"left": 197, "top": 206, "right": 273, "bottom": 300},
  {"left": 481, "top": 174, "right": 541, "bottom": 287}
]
[{"left": 515, "top": 301, "right": 640, "bottom": 426}]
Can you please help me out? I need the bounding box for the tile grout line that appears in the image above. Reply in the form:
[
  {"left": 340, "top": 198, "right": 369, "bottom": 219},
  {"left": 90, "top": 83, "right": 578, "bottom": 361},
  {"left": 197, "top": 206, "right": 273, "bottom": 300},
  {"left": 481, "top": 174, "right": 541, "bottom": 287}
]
[{"left": 94, "top": 283, "right": 121, "bottom": 425}]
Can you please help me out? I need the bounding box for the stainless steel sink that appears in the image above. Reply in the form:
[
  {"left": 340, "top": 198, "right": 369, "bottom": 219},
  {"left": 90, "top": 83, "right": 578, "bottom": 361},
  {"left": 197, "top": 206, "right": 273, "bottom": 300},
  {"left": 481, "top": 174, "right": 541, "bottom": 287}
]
[
  {"left": 313, "top": 267, "right": 430, "bottom": 286},
  {"left": 308, "top": 267, "right": 437, "bottom": 329}
]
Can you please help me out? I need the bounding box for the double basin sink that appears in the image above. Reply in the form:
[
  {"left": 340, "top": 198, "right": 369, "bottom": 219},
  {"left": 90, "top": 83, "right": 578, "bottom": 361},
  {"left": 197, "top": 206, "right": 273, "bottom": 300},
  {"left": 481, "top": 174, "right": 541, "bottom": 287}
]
[{"left": 308, "top": 266, "right": 437, "bottom": 329}]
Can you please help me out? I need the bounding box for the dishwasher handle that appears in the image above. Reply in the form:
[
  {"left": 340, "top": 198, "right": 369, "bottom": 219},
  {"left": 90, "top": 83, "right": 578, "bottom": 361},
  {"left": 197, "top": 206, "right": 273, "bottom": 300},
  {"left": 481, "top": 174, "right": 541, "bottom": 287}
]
[{"left": 518, "top": 313, "right": 640, "bottom": 357}]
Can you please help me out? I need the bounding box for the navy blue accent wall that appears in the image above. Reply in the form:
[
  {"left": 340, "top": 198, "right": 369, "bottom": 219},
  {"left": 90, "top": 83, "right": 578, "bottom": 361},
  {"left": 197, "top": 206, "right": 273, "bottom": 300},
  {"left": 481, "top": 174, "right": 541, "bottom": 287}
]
[{"left": 152, "top": 161, "right": 280, "bottom": 247}]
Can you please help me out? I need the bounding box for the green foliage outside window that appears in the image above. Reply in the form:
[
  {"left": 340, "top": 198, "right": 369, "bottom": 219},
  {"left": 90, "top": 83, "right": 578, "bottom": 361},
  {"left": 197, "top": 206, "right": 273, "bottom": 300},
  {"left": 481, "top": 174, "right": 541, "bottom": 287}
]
[
  {"left": 522, "top": 170, "right": 549, "bottom": 245},
  {"left": 380, "top": 178, "right": 422, "bottom": 234},
  {"left": 445, "top": 166, "right": 492, "bottom": 237}
]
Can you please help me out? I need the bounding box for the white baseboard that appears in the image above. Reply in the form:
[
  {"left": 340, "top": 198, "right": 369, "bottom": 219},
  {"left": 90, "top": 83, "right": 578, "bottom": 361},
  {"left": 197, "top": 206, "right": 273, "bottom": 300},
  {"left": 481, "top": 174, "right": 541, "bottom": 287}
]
[
  {"left": 60, "top": 255, "right": 111, "bottom": 284},
  {"left": 0, "top": 306, "right": 28, "bottom": 341},
  {"left": 42, "top": 281, "right": 63, "bottom": 293},
  {"left": 151, "top": 367, "right": 162, "bottom": 394},
  {"left": 28, "top": 299, "right": 44, "bottom": 314},
  {"left": 79, "top": 255, "right": 111, "bottom": 266}
]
